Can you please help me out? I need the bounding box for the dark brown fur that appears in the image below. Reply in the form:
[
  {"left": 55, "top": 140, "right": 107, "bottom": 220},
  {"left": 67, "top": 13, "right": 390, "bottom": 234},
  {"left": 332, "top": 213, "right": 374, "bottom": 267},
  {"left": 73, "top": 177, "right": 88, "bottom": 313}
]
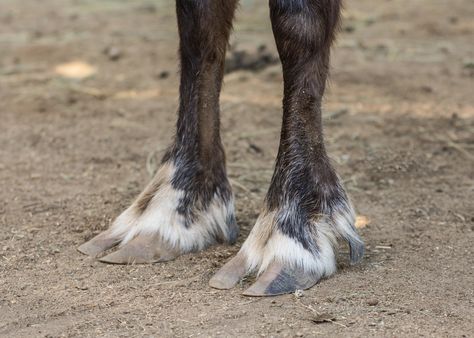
[{"left": 136, "top": 1, "right": 238, "bottom": 227}]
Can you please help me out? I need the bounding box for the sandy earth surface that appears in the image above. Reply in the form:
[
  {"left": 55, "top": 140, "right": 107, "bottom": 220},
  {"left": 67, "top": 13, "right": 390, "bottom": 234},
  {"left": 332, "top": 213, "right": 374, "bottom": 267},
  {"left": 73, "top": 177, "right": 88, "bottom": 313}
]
[{"left": 0, "top": 0, "right": 473, "bottom": 337}]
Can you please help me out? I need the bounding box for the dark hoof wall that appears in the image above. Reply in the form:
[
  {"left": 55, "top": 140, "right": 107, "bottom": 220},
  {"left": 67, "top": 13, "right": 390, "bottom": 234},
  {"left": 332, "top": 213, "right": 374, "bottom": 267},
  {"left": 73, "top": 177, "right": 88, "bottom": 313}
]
[
  {"left": 349, "top": 239, "right": 365, "bottom": 265},
  {"left": 243, "top": 262, "right": 320, "bottom": 297}
]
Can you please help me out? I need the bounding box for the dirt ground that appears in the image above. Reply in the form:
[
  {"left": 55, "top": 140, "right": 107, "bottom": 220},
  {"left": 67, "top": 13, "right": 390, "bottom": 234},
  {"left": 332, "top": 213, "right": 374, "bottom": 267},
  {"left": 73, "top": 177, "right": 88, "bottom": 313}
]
[{"left": 0, "top": 0, "right": 473, "bottom": 337}]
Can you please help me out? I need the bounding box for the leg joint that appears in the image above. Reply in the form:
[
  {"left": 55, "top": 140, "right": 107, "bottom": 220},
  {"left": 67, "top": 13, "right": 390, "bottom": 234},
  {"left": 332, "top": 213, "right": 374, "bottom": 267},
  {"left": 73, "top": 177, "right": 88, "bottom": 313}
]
[{"left": 270, "top": 0, "right": 342, "bottom": 49}]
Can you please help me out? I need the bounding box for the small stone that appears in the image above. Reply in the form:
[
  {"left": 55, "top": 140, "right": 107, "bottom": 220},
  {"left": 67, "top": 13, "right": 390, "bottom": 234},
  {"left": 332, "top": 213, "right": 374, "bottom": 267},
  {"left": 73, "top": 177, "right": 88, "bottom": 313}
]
[
  {"left": 104, "top": 46, "right": 122, "bottom": 61},
  {"left": 420, "top": 85, "right": 433, "bottom": 93},
  {"left": 463, "top": 60, "right": 474, "bottom": 69},
  {"left": 343, "top": 24, "right": 355, "bottom": 33},
  {"left": 294, "top": 289, "right": 304, "bottom": 298},
  {"left": 367, "top": 299, "right": 379, "bottom": 306},
  {"left": 158, "top": 70, "right": 170, "bottom": 79}
]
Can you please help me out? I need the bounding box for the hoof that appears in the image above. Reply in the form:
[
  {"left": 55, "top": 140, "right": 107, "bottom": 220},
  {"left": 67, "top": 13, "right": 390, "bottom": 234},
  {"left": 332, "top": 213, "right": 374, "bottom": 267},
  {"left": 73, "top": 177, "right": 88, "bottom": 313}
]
[
  {"left": 210, "top": 197, "right": 364, "bottom": 297},
  {"left": 242, "top": 262, "right": 320, "bottom": 297},
  {"left": 79, "top": 161, "right": 238, "bottom": 264},
  {"left": 209, "top": 252, "right": 247, "bottom": 289},
  {"left": 77, "top": 230, "right": 119, "bottom": 257},
  {"left": 98, "top": 234, "right": 179, "bottom": 265},
  {"left": 349, "top": 239, "right": 365, "bottom": 265}
]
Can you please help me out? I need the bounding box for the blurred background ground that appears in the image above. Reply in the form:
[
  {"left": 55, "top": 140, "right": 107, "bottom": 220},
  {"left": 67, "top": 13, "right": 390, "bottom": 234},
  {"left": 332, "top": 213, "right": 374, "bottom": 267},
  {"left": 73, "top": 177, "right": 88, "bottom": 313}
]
[{"left": 0, "top": 0, "right": 473, "bottom": 337}]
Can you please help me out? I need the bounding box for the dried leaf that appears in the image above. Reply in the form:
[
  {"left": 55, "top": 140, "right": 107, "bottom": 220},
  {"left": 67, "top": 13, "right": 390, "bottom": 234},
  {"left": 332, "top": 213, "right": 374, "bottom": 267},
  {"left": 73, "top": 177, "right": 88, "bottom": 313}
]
[
  {"left": 355, "top": 215, "right": 370, "bottom": 229},
  {"left": 55, "top": 61, "right": 97, "bottom": 79}
]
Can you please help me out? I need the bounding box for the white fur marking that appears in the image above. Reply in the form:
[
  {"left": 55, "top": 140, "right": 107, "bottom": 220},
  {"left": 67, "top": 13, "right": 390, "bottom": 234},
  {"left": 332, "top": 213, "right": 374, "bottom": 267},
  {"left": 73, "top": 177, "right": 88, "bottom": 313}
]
[
  {"left": 109, "top": 163, "right": 235, "bottom": 252},
  {"left": 241, "top": 198, "right": 358, "bottom": 277}
]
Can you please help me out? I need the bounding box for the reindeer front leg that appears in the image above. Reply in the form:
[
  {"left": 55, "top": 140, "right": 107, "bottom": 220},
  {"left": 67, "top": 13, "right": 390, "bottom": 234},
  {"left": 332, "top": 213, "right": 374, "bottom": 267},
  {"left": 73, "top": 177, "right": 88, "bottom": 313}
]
[
  {"left": 78, "top": 0, "right": 239, "bottom": 263},
  {"left": 211, "top": 0, "right": 364, "bottom": 295}
]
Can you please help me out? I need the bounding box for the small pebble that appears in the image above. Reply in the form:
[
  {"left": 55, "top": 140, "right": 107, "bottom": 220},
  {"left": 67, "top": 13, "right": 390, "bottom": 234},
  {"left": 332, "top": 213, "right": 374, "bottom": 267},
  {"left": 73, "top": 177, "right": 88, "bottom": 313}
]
[
  {"left": 158, "top": 70, "right": 170, "bottom": 79},
  {"left": 104, "top": 46, "right": 122, "bottom": 61},
  {"left": 367, "top": 299, "right": 379, "bottom": 306},
  {"left": 294, "top": 289, "right": 304, "bottom": 298}
]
